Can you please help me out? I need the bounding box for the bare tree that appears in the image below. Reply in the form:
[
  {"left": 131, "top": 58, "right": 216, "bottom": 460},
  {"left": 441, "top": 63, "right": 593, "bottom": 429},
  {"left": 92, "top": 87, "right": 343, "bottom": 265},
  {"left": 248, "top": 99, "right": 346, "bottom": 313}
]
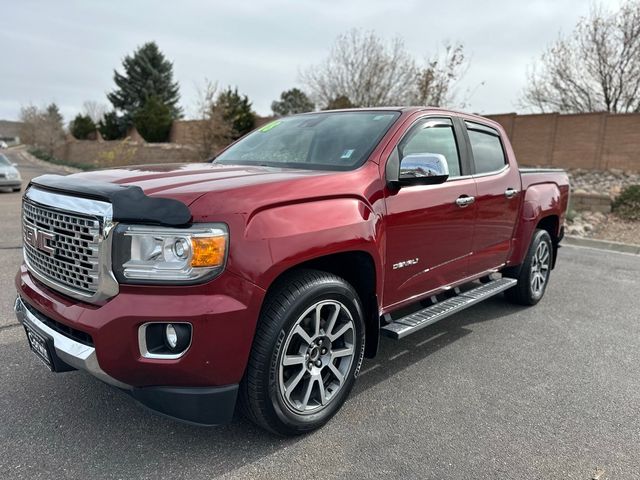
[
  {"left": 82, "top": 100, "right": 108, "bottom": 124},
  {"left": 412, "top": 42, "right": 468, "bottom": 107},
  {"left": 193, "top": 80, "right": 232, "bottom": 160},
  {"left": 19, "top": 103, "right": 65, "bottom": 156},
  {"left": 301, "top": 29, "right": 417, "bottom": 108},
  {"left": 301, "top": 29, "right": 468, "bottom": 109},
  {"left": 18, "top": 104, "right": 39, "bottom": 146},
  {"left": 522, "top": 0, "right": 640, "bottom": 113}
]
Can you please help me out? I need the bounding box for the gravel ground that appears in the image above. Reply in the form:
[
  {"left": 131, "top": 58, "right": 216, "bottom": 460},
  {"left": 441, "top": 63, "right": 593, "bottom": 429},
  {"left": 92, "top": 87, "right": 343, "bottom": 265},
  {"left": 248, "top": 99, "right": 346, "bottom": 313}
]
[{"left": 566, "top": 169, "right": 640, "bottom": 246}]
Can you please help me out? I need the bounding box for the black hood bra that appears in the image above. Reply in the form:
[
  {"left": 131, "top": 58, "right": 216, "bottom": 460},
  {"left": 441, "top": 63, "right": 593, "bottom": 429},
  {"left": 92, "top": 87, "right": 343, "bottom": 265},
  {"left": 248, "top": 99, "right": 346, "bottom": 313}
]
[{"left": 29, "top": 174, "right": 192, "bottom": 227}]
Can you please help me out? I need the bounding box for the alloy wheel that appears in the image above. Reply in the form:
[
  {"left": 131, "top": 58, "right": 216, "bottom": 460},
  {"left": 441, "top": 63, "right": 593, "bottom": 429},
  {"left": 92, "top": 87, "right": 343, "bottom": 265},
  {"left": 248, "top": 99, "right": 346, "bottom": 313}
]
[{"left": 278, "top": 300, "right": 355, "bottom": 414}]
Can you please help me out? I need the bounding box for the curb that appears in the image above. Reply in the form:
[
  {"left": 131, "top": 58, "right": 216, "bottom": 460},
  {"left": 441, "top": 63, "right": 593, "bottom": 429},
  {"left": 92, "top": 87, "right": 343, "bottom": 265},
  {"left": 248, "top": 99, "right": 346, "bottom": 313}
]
[{"left": 563, "top": 235, "right": 640, "bottom": 255}]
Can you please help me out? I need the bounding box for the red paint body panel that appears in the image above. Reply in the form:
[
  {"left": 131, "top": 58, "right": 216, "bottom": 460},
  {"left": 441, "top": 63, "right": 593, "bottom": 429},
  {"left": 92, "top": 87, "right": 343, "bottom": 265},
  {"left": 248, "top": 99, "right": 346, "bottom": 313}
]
[
  {"left": 16, "top": 264, "right": 265, "bottom": 386},
  {"left": 17, "top": 107, "right": 570, "bottom": 389}
]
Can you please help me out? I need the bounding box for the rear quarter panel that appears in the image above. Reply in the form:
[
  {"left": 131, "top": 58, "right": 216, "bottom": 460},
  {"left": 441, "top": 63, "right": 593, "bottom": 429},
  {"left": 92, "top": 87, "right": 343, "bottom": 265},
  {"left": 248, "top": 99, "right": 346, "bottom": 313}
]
[{"left": 508, "top": 170, "right": 570, "bottom": 265}]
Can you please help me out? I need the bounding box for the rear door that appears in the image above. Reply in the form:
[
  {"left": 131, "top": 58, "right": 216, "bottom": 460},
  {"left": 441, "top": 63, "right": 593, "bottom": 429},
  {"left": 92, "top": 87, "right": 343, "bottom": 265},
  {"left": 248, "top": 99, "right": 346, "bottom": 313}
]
[{"left": 464, "top": 120, "right": 521, "bottom": 275}]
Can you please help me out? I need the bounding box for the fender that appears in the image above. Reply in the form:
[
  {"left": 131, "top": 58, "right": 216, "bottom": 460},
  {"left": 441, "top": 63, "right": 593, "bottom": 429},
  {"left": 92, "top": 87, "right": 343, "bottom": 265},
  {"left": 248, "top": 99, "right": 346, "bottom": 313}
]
[
  {"left": 508, "top": 181, "right": 566, "bottom": 266},
  {"left": 243, "top": 196, "right": 384, "bottom": 296}
]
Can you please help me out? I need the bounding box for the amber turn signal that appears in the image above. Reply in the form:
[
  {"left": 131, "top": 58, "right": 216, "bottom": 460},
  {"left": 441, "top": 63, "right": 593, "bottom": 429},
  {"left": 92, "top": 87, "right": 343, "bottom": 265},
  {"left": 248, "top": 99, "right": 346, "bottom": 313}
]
[{"left": 191, "top": 236, "right": 226, "bottom": 267}]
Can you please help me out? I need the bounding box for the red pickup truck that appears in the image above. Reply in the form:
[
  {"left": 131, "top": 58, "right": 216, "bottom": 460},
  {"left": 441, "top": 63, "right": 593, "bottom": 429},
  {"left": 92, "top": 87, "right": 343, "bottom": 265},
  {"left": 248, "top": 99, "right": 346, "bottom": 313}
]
[{"left": 15, "top": 107, "right": 569, "bottom": 435}]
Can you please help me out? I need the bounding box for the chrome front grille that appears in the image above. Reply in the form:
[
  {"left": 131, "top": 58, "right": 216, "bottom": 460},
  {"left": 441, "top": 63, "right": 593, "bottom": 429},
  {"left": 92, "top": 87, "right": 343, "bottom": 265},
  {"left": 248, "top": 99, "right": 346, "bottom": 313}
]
[
  {"left": 23, "top": 200, "right": 101, "bottom": 294},
  {"left": 22, "top": 187, "right": 119, "bottom": 303}
]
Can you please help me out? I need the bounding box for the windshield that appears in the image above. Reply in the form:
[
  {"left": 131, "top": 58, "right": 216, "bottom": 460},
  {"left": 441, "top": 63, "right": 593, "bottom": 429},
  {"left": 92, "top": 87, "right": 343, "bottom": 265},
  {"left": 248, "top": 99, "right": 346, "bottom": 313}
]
[
  {"left": 0, "top": 154, "right": 10, "bottom": 166},
  {"left": 215, "top": 111, "right": 400, "bottom": 171}
]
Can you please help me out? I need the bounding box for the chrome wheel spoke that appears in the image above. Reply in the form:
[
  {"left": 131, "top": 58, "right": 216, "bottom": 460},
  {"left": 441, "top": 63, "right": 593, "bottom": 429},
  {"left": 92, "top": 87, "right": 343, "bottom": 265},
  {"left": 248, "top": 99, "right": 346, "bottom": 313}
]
[
  {"left": 332, "top": 345, "right": 354, "bottom": 359},
  {"left": 329, "top": 362, "right": 345, "bottom": 386},
  {"left": 313, "top": 304, "right": 322, "bottom": 337},
  {"left": 317, "top": 376, "right": 327, "bottom": 405},
  {"left": 293, "top": 325, "right": 313, "bottom": 346},
  {"left": 325, "top": 304, "right": 340, "bottom": 338},
  {"left": 300, "top": 375, "right": 316, "bottom": 409},
  {"left": 329, "top": 322, "right": 352, "bottom": 342},
  {"left": 284, "top": 366, "right": 306, "bottom": 398},
  {"left": 283, "top": 354, "right": 306, "bottom": 366},
  {"left": 539, "top": 250, "right": 549, "bottom": 264}
]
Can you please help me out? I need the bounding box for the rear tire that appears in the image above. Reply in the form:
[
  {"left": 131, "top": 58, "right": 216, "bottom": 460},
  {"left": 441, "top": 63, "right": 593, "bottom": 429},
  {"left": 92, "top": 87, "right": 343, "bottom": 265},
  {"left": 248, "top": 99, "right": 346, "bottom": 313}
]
[
  {"left": 504, "top": 229, "right": 553, "bottom": 306},
  {"left": 239, "top": 269, "right": 365, "bottom": 436}
]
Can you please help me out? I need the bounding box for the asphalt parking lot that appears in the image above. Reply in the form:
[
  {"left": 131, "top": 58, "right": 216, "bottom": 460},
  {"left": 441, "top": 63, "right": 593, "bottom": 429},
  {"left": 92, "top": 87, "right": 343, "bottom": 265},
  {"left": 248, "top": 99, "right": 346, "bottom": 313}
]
[{"left": 1, "top": 150, "right": 639, "bottom": 479}]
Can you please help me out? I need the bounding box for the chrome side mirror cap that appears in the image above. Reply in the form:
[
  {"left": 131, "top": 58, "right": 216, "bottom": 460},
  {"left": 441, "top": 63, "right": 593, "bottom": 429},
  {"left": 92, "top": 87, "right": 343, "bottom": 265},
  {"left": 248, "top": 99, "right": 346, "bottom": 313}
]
[{"left": 393, "top": 153, "right": 449, "bottom": 187}]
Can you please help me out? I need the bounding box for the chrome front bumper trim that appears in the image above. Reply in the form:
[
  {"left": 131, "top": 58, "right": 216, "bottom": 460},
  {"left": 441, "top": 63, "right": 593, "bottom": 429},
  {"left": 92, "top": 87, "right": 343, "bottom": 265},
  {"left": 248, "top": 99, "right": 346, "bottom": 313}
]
[{"left": 14, "top": 296, "right": 131, "bottom": 390}]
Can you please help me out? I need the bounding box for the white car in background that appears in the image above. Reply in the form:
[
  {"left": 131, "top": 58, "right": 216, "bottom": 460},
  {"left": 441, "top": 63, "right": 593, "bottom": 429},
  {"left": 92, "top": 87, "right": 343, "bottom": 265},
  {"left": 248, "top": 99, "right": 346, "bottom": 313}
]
[{"left": 0, "top": 154, "right": 22, "bottom": 192}]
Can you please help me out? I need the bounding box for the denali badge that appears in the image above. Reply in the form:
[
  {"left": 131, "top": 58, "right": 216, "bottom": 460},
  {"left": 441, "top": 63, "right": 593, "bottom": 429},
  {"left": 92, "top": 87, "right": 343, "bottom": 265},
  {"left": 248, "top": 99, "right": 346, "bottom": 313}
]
[
  {"left": 393, "top": 258, "right": 419, "bottom": 270},
  {"left": 24, "top": 225, "right": 55, "bottom": 255}
]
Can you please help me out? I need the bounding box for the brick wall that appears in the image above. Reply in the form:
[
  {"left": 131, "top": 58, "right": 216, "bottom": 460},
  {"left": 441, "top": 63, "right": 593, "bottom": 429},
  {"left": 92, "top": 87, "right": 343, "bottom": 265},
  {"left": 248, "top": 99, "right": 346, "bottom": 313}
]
[
  {"left": 485, "top": 112, "right": 640, "bottom": 172},
  {"left": 53, "top": 139, "right": 200, "bottom": 169},
  {"left": 169, "top": 116, "right": 275, "bottom": 145}
]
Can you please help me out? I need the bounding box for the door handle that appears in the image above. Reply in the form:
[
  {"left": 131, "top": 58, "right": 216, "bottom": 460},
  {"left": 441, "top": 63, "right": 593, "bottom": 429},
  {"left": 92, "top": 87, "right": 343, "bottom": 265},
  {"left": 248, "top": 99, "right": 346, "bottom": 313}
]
[
  {"left": 505, "top": 188, "right": 518, "bottom": 199},
  {"left": 455, "top": 195, "right": 475, "bottom": 208}
]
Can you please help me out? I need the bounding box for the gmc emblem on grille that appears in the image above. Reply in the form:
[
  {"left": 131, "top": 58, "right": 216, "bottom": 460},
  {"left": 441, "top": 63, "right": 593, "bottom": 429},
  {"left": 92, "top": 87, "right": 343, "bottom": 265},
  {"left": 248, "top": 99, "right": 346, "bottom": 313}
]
[{"left": 24, "top": 226, "right": 55, "bottom": 255}]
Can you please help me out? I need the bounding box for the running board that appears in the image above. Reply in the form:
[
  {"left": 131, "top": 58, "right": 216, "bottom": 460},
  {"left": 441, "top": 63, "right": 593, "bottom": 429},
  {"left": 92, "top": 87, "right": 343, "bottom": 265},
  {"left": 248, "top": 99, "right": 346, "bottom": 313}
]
[{"left": 381, "top": 278, "right": 517, "bottom": 339}]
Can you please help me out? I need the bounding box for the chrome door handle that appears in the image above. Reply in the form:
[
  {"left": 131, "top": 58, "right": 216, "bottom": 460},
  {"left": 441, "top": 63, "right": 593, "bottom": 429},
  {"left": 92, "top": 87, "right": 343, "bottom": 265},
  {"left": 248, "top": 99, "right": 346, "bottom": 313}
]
[
  {"left": 505, "top": 188, "right": 518, "bottom": 199},
  {"left": 455, "top": 195, "right": 475, "bottom": 207}
]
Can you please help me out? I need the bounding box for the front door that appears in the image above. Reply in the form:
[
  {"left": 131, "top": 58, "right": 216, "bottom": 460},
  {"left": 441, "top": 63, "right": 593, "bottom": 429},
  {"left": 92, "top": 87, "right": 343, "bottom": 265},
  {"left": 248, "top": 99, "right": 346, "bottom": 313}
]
[{"left": 383, "top": 117, "right": 477, "bottom": 310}]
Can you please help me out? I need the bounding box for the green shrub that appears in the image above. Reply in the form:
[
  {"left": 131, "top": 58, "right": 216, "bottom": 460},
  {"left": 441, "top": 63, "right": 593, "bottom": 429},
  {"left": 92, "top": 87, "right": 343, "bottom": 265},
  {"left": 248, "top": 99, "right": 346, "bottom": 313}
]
[
  {"left": 98, "top": 111, "right": 125, "bottom": 140},
  {"left": 612, "top": 185, "right": 640, "bottom": 221},
  {"left": 69, "top": 114, "right": 96, "bottom": 140},
  {"left": 133, "top": 96, "right": 172, "bottom": 142}
]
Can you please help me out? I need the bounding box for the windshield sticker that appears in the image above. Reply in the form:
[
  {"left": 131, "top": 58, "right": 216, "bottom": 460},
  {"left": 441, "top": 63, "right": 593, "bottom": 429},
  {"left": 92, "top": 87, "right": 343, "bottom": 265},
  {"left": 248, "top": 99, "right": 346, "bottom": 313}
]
[
  {"left": 341, "top": 149, "right": 355, "bottom": 159},
  {"left": 373, "top": 114, "right": 395, "bottom": 121},
  {"left": 259, "top": 120, "right": 282, "bottom": 132}
]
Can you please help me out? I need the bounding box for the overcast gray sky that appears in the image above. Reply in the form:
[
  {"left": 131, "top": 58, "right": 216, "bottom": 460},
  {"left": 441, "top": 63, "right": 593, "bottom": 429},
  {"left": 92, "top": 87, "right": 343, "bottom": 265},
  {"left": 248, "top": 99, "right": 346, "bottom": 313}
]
[{"left": 0, "top": 0, "right": 623, "bottom": 122}]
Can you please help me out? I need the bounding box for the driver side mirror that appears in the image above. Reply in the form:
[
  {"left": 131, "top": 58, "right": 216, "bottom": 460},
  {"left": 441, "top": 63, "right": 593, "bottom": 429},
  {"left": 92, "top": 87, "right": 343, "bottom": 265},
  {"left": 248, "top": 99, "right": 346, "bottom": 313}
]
[{"left": 387, "top": 152, "right": 449, "bottom": 188}]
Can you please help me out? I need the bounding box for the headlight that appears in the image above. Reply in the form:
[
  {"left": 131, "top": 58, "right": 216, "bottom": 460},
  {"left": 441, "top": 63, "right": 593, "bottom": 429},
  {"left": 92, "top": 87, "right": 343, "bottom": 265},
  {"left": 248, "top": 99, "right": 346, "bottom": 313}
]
[
  {"left": 112, "top": 223, "right": 228, "bottom": 284},
  {"left": 7, "top": 171, "right": 20, "bottom": 180}
]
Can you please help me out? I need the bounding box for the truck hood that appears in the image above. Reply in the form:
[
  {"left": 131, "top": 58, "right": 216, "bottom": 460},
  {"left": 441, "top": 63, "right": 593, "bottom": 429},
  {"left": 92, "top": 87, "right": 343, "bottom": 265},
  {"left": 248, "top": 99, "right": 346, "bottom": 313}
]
[{"left": 68, "top": 162, "right": 331, "bottom": 207}]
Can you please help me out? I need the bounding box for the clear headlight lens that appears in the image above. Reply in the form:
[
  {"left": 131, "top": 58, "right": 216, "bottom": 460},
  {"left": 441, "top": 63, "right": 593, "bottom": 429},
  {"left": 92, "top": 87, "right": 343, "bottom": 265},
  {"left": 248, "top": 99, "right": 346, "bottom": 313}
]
[
  {"left": 113, "top": 224, "right": 228, "bottom": 283},
  {"left": 7, "top": 171, "right": 20, "bottom": 180}
]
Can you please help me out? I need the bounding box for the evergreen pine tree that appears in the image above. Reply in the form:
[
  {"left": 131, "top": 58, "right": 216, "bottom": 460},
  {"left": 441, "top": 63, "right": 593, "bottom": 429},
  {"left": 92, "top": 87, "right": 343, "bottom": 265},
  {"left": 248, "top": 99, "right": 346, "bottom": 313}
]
[{"left": 107, "top": 42, "right": 181, "bottom": 129}]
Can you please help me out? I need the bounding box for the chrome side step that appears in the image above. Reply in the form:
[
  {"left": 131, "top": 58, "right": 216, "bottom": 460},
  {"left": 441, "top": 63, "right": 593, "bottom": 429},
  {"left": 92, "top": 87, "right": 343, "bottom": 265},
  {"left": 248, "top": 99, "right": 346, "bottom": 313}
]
[{"left": 380, "top": 278, "right": 517, "bottom": 339}]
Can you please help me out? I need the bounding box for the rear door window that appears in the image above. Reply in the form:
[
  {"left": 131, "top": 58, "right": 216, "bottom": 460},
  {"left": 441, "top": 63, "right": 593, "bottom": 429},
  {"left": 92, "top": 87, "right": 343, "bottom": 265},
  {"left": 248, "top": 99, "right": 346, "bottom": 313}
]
[{"left": 466, "top": 122, "right": 507, "bottom": 174}]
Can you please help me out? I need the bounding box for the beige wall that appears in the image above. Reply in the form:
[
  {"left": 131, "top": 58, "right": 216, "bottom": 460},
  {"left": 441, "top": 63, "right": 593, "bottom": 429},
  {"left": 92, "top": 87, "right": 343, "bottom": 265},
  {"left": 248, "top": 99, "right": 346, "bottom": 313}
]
[
  {"left": 486, "top": 112, "right": 640, "bottom": 172},
  {"left": 56, "top": 113, "right": 640, "bottom": 172},
  {"left": 53, "top": 139, "right": 200, "bottom": 169}
]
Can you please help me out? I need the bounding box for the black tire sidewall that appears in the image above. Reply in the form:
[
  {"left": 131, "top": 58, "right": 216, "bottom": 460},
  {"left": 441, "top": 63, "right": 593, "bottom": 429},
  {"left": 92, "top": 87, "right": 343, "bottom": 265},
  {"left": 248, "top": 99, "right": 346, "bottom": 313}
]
[{"left": 265, "top": 280, "right": 365, "bottom": 433}]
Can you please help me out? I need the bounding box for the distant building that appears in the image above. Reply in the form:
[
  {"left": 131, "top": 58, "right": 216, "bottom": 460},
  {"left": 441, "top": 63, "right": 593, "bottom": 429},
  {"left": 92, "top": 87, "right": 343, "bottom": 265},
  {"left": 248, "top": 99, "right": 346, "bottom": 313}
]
[{"left": 0, "top": 120, "right": 22, "bottom": 146}]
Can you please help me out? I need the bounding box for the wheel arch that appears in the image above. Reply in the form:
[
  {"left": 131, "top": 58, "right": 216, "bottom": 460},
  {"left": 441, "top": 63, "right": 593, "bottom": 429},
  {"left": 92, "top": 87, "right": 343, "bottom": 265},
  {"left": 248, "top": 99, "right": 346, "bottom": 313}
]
[{"left": 262, "top": 250, "right": 380, "bottom": 359}]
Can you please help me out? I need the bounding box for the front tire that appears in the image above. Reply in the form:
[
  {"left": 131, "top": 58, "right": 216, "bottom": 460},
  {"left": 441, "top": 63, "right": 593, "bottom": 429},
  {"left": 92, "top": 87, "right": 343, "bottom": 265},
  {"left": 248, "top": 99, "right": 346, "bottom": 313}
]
[
  {"left": 239, "top": 269, "right": 365, "bottom": 435},
  {"left": 504, "top": 229, "right": 553, "bottom": 306}
]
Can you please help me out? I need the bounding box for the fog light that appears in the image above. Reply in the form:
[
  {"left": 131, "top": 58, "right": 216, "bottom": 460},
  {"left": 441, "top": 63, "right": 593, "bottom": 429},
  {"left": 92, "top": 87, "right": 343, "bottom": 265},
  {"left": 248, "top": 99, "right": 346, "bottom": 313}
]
[
  {"left": 139, "top": 322, "right": 192, "bottom": 359},
  {"left": 163, "top": 323, "right": 191, "bottom": 353},
  {"left": 165, "top": 324, "right": 178, "bottom": 349}
]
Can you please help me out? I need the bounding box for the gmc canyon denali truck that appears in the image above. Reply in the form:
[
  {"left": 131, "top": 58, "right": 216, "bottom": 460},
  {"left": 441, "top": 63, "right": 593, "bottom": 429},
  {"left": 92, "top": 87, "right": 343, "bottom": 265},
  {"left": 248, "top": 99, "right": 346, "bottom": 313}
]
[{"left": 14, "top": 108, "right": 569, "bottom": 435}]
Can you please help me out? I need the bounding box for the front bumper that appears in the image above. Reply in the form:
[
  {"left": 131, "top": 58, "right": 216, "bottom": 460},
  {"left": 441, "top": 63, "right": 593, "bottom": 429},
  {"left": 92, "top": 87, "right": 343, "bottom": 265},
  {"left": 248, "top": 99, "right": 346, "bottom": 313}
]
[
  {"left": 0, "top": 179, "right": 21, "bottom": 188},
  {"left": 14, "top": 296, "right": 128, "bottom": 388},
  {"left": 15, "top": 265, "right": 266, "bottom": 425},
  {"left": 14, "top": 295, "right": 239, "bottom": 425}
]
